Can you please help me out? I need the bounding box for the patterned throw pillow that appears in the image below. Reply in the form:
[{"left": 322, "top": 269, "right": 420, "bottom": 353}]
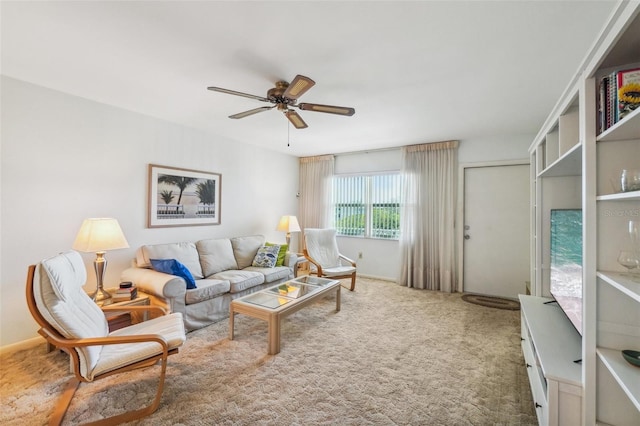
[
  {"left": 266, "top": 242, "right": 288, "bottom": 266},
  {"left": 252, "top": 245, "right": 280, "bottom": 268}
]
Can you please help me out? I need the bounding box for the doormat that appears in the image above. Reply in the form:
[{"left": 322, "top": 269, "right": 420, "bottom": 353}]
[{"left": 461, "top": 294, "right": 520, "bottom": 310}]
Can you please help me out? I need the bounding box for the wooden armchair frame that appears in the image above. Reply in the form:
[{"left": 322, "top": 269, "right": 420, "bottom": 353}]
[{"left": 26, "top": 264, "right": 181, "bottom": 426}]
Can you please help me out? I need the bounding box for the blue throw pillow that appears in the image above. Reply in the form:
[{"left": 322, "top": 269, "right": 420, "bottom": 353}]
[{"left": 150, "top": 258, "right": 197, "bottom": 289}]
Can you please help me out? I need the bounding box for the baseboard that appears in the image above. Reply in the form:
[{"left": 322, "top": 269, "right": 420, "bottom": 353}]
[
  {"left": 359, "top": 273, "right": 396, "bottom": 282},
  {"left": 0, "top": 336, "right": 46, "bottom": 355}
]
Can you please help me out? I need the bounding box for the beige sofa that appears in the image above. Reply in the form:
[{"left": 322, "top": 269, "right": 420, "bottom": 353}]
[{"left": 121, "top": 235, "right": 296, "bottom": 331}]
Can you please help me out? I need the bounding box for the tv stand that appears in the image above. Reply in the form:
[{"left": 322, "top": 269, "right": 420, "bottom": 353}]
[{"left": 519, "top": 295, "right": 582, "bottom": 425}]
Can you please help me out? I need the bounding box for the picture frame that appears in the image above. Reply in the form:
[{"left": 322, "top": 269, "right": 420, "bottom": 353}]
[{"left": 148, "top": 164, "right": 221, "bottom": 228}]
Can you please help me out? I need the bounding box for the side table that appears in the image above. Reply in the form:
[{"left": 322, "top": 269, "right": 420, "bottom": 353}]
[
  {"left": 101, "top": 291, "right": 151, "bottom": 331},
  {"left": 294, "top": 254, "right": 309, "bottom": 277}
]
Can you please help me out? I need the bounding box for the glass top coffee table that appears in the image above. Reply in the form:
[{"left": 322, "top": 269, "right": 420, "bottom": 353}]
[{"left": 229, "top": 276, "right": 340, "bottom": 355}]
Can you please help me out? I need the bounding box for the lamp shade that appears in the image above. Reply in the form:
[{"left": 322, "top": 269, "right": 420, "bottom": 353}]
[
  {"left": 276, "top": 215, "right": 301, "bottom": 233},
  {"left": 72, "top": 218, "right": 129, "bottom": 253}
]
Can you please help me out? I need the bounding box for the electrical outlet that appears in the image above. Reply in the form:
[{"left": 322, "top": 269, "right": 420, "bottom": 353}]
[{"left": 358, "top": 252, "right": 363, "bottom": 259}]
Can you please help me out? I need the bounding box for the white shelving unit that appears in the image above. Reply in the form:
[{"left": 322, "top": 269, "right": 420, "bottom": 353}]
[{"left": 527, "top": 2, "right": 640, "bottom": 425}]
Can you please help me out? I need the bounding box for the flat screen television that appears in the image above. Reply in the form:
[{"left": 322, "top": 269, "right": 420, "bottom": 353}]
[{"left": 550, "top": 209, "right": 583, "bottom": 335}]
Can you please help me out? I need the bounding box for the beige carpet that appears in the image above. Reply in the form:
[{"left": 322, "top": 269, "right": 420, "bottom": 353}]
[{"left": 0, "top": 277, "right": 536, "bottom": 425}]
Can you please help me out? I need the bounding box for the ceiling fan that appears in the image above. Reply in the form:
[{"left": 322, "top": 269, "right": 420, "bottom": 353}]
[{"left": 207, "top": 75, "right": 355, "bottom": 129}]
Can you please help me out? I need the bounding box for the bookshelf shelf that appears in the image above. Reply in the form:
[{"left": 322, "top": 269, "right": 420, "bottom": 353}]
[
  {"left": 596, "top": 348, "right": 640, "bottom": 412},
  {"left": 597, "top": 107, "right": 640, "bottom": 142},
  {"left": 596, "top": 271, "right": 640, "bottom": 302},
  {"left": 538, "top": 142, "right": 582, "bottom": 178},
  {"left": 596, "top": 190, "right": 640, "bottom": 201}
]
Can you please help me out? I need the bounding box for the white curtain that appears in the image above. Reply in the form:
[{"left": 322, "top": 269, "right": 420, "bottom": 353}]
[
  {"left": 298, "top": 155, "right": 334, "bottom": 246},
  {"left": 398, "top": 141, "right": 458, "bottom": 292}
]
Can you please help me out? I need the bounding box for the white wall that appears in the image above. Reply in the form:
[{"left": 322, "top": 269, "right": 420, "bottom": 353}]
[
  {"left": 332, "top": 137, "right": 534, "bottom": 281},
  {"left": 0, "top": 77, "right": 299, "bottom": 347}
]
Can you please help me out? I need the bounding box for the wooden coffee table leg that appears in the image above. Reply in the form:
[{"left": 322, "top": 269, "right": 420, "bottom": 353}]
[
  {"left": 268, "top": 313, "right": 281, "bottom": 355},
  {"left": 229, "top": 308, "right": 235, "bottom": 341},
  {"left": 336, "top": 285, "right": 341, "bottom": 311}
]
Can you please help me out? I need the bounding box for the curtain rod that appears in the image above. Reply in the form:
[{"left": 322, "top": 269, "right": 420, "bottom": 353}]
[{"left": 334, "top": 146, "right": 402, "bottom": 157}]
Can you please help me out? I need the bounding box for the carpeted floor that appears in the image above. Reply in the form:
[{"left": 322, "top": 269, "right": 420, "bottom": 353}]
[{"left": 0, "top": 277, "right": 537, "bottom": 425}]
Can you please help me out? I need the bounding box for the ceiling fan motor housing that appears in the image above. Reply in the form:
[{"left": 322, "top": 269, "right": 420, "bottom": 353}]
[{"left": 267, "top": 81, "right": 295, "bottom": 105}]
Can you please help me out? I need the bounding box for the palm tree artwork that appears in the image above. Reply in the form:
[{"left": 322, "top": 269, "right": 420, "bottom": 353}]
[
  {"left": 196, "top": 180, "right": 216, "bottom": 216},
  {"left": 160, "top": 190, "right": 174, "bottom": 205},
  {"left": 157, "top": 174, "right": 197, "bottom": 214}
]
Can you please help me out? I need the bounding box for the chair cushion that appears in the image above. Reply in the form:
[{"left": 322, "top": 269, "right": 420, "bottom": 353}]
[
  {"left": 321, "top": 266, "right": 356, "bottom": 277},
  {"left": 196, "top": 238, "right": 238, "bottom": 276},
  {"left": 139, "top": 242, "right": 204, "bottom": 279},
  {"left": 230, "top": 235, "right": 265, "bottom": 269},
  {"left": 36, "top": 251, "right": 109, "bottom": 379},
  {"left": 90, "top": 312, "right": 186, "bottom": 380},
  {"left": 304, "top": 228, "right": 341, "bottom": 268},
  {"left": 150, "top": 258, "right": 197, "bottom": 289},
  {"left": 185, "top": 279, "right": 230, "bottom": 305},
  {"left": 211, "top": 270, "right": 264, "bottom": 293}
]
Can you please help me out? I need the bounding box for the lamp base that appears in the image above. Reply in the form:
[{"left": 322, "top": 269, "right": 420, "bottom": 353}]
[{"left": 90, "top": 287, "right": 112, "bottom": 304}]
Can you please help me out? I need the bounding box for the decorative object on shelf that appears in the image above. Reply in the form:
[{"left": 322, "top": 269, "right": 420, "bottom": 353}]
[
  {"left": 72, "top": 218, "right": 130, "bottom": 302},
  {"left": 148, "top": 164, "right": 221, "bottom": 228},
  {"left": 617, "top": 250, "right": 639, "bottom": 277},
  {"left": 621, "top": 349, "right": 640, "bottom": 367},
  {"left": 621, "top": 169, "right": 640, "bottom": 192},
  {"left": 276, "top": 215, "right": 301, "bottom": 246}
]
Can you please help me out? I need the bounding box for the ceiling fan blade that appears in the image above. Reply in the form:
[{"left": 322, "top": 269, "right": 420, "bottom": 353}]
[
  {"left": 298, "top": 102, "right": 355, "bottom": 116},
  {"left": 207, "top": 86, "right": 271, "bottom": 103},
  {"left": 282, "top": 75, "right": 315, "bottom": 100},
  {"left": 229, "top": 106, "right": 275, "bottom": 119},
  {"left": 285, "top": 110, "right": 308, "bottom": 129}
]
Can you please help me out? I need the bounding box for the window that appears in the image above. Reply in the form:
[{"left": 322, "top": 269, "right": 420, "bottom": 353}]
[{"left": 332, "top": 173, "right": 401, "bottom": 239}]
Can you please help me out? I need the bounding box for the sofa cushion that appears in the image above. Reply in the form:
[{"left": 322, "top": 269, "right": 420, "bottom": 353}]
[
  {"left": 244, "top": 266, "right": 292, "bottom": 283},
  {"left": 150, "top": 259, "right": 197, "bottom": 289},
  {"left": 196, "top": 238, "right": 238, "bottom": 277},
  {"left": 139, "top": 242, "right": 204, "bottom": 279},
  {"left": 185, "top": 279, "right": 231, "bottom": 305},
  {"left": 230, "top": 235, "right": 265, "bottom": 269},
  {"left": 211, "top": 270, "right": 264, "bottom": 293},
  {"left": 252, "top": 245, "right": 280, "bottom": 268},
  {"left": 265, "top": 242, "right": 288, "bottom": 266}
]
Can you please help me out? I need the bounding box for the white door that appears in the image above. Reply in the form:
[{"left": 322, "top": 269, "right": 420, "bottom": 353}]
[{"left": 463, "top": 164, "right": 530, "bottom": 299}]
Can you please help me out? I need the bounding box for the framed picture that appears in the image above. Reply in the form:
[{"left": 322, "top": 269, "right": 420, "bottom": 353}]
[{"left": 148, "top": 164, "right": 221, "bottom": 228}]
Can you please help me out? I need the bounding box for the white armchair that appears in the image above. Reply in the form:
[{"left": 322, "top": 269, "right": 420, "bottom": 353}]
[
  {"left": 303, "top": 228, "right": 357, "bottom": 291},
  {"left": 26, "top": 250, "right": 186, "bottom": 425}
]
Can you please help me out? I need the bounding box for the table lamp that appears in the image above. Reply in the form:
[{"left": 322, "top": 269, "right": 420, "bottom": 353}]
[
  {"left": 72, "top": 218, "right": 130, "bottom": 302},
  {"left": 276, "top": 215, "right": 301, "bottom": 246}
]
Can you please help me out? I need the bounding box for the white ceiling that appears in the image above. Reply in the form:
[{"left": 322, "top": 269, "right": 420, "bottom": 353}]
[{"left": 1, "top": 1, "right": 617, "bottom": 157}]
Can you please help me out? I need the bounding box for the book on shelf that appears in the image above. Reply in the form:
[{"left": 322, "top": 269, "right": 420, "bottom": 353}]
[
  {"left": 597, "top": 65, "right": 640, "bottom": 134},
  {"left": 617, "top": 67, "right": 640, "bottom": 121}
]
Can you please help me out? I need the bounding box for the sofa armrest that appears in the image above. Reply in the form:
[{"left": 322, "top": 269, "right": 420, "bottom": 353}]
[
  {"left": 284, "top": 252, "right": 298, "bottom": 268},
  {"left": 120, "top": 267, "right": 187, "bottom": 300}
]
